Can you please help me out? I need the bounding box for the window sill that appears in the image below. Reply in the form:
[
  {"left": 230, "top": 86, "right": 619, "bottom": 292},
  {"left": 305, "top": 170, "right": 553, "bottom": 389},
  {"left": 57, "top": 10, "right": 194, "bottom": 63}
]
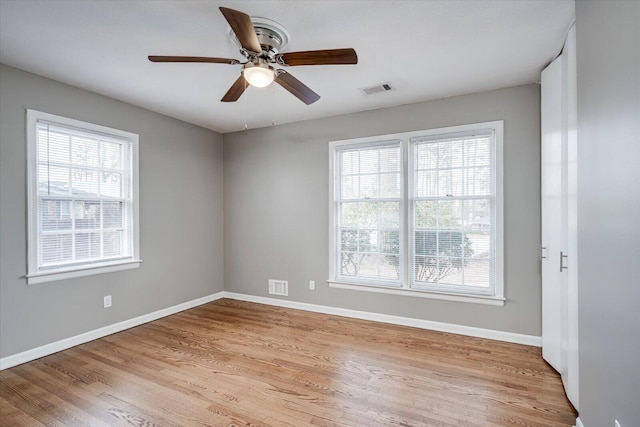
[
  {"left": 26, "top": 259, "right": 142, "bottom": 285},
  {"left": 327, "top": 280, "right": 505, "bottom": 306}
]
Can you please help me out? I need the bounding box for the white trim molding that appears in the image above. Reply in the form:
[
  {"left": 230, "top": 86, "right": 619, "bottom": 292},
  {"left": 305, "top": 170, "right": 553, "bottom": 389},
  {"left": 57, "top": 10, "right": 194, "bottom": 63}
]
[
  {"left": 0, "top": 292, "right": 224, "bottom": 370},
  {"left": 1, "top": 290, "right": 540, "bottom": 371},
  {"left": 223, "top": 292, "right": 540, "bottom": 347},
  {"left": 328, "top": 281, "right": 506, "bottom": 306},
  {"left": 575, "top": 417, "right": 584, "bottom": 427},
  {"left": 26, "top": 259, "right": 142, "bottom": 285}
]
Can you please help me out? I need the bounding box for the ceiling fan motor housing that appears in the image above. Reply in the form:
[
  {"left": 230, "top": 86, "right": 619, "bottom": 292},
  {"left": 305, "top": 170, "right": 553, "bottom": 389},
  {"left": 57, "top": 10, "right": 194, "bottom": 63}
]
[{"left": 230, "top": 16, "right": 290, "bottom": 59}]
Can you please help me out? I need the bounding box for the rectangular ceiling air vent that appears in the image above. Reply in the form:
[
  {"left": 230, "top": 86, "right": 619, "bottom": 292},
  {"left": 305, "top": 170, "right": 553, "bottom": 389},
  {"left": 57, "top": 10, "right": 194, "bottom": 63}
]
[
  {"left": 268, "top": 279, "right": 288, "bottom": 296},
  {"left": 360, "top": 82, "right": 393, "bottom": 95}
]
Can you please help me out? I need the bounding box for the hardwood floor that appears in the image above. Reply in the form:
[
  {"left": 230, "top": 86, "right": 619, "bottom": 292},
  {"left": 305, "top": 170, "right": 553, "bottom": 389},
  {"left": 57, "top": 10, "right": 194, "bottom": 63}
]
[{"left": 0, "top": 299, "right": 577, "bottom": 426}]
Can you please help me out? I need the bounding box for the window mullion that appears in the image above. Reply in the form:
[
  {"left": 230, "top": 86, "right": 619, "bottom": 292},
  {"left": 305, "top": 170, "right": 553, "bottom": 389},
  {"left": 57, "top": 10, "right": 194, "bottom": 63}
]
[
  {"left": 435, "top": 197, "right": 440, "bottom": 285},
  {"left": 100, "top": 200, "right": 104, "bottom": 259},
  {"left": 461, "top": 197, "right": 466, "bottom": 287},
  {"left": 401, "top": 138, "right": 410, "bottom": 290},
  {"left": 434, "top": 142, "right": 440, "bottom": 285},
  {"left": 97, "top": 140, "right": 103, "bottom": 260},
  {"left": 355, "top": 201, "right": 360, "bottom": 276},
  {"left": 336, "top": 151, "right": 342, "bottom": 278},
  {"left": 71, "top": 199, "right": 76, "bottom": 262},
  {"left": 68, "top": 135, "right": 73, "bottom": 197},
  {"left": 96, "top": 139, "right": 102, "bottom": 198}
]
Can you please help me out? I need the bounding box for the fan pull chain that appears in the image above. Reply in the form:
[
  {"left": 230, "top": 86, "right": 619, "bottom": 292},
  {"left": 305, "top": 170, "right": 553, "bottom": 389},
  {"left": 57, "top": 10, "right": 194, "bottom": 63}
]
[
  {"left": 243, "top": 78, "right": 248, "bottom": 131},
  {"left": 272, "top": 83, "right": 276, "bottom": 127}
]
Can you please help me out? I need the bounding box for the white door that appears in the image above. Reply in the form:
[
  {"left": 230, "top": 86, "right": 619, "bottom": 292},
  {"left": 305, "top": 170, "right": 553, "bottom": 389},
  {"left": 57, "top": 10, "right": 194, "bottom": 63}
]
[
  {"left": 541, "top": 24, "right": 579, "bottom": 411},
  {"left": 541, "top": 56, "right": 565, "bottom": 374},
  {"left": 563, "top": 25, "right": 579, "bottom": 410}
]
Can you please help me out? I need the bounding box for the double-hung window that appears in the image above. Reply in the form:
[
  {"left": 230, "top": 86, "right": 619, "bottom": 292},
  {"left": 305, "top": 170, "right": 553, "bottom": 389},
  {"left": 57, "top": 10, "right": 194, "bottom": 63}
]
[
  {"left": 334, "top": 141, "right": 403, "bottom": 286},
  {"left": 329, "top": 121, "right": 504, "bottom": 305},
  {"left": 26, "top": 110, "right": 140, "bottom": 284}
]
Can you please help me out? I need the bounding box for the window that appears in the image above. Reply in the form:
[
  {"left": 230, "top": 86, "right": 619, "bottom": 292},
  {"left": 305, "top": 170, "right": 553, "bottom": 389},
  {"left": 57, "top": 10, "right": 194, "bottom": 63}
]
[
  {"left": 26, "top": 110, "right": 140, "bottom": 284},
  {"left": 335, "top": 141, "right": 403, "bottom": 285},
  {"left": 329, "top": 121, "right": 504, "bottom": 305}
]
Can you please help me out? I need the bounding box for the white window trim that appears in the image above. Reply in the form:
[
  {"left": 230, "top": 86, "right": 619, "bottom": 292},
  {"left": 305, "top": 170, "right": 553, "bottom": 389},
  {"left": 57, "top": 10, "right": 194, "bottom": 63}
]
[
  {"left": 328, "top": 121, "right": 504, "bottom": 305},
  {"left": 327, "top": 281, "right": 505, "bottom": 306},
  {"left": 25, "top": 109, "right": 141, "bottom": 285}
]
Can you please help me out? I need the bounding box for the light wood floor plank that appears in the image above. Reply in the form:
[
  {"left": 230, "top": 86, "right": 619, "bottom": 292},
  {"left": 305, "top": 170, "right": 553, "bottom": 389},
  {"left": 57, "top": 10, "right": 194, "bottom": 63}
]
[{"left": 0, "top": 299, "right": 577, "bottom": 426}]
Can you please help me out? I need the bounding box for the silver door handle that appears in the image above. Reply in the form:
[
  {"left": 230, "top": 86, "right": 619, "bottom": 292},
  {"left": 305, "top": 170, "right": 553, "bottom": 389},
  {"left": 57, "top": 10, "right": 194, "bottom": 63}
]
[{"left": 560, "top": 251, "right": 568, "bottom": 272}]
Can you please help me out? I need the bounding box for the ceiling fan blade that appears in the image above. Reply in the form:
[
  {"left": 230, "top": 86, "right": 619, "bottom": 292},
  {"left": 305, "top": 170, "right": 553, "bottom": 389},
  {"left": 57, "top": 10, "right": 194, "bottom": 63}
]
[
  {"left": 276, "top": 48, "right": 358, "bottom": 66},
  {"left": 275, "top": 71, "right": 320, "bottom": 105},
  {"left": 221, "top": 75, "right": 248, "bottom": 102},
  {"left": 219, "top": 7, "right": 262, "bottom": 53},
  {"left": 149, "top": 56, "right": 240, "bottom": 64}
]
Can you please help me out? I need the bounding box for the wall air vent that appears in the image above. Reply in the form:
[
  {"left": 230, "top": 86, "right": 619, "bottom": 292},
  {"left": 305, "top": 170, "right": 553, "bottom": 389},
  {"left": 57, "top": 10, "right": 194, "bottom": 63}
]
[
  {"left": 268, "top": 279, "right": 288, "bottom": 296},
  {"left": 360, "top": 82, "right": 393, "bottom": 95}
]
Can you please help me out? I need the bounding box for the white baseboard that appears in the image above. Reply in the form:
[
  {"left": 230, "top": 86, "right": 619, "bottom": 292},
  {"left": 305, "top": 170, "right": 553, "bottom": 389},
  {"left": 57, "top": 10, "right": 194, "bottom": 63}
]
[
  {"left": 0, "top": 291, "right": 225, "bottom": 370},
  {"left": 576, "top": 416, "right": 584, "bottom": 427},
  {"left": 1, "top": 290, "right": 541, "bottom": 371},
  {"left": 223, "top": 292, "right": 542, "bottom": 347}
]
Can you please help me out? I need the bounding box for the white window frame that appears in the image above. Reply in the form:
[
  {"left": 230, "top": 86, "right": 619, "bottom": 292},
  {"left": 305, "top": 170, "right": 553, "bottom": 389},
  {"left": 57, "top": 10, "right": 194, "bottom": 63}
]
[
  {"left": 26, "top": 109, "right": 141, "bottom": 285},
  {"left": 328, "top": 121, "right": 504, "bottom": 306}
]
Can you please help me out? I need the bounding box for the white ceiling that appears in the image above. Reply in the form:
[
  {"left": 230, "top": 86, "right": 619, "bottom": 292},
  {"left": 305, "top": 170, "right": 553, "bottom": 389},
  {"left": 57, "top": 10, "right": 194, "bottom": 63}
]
[{"left": 0, "top": 1, "right": 574, "bottom": 133}]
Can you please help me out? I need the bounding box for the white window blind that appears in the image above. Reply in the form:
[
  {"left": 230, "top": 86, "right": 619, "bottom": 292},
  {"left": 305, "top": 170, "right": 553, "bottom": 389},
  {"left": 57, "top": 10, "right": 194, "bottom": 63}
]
[
  {"left": 27, "top": 110, "right": 140, "bottom": 284},
  {"left": 335, "top": 142, "right": 402, "bottom": 285},
  {"left": 410, "top": 130, "right": 495, "bottom": 295},
  {"left": 329, "top": 122, "right": 503, "bottom": 305}
]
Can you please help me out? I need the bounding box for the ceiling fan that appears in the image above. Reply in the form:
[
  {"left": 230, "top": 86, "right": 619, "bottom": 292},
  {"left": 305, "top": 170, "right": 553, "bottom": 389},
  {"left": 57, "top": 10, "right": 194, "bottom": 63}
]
[{"left": 148, "top": 7, "right": 358, "bottom": 105}]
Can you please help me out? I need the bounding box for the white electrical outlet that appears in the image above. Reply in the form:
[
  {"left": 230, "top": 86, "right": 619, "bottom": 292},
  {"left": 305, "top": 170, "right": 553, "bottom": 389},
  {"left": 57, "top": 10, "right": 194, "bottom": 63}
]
[
  {"left": 309, "top": 280, "right": 315, "bottom": 290},
  {"left": 103, "top": 295, "right": 112, "bottom": 308},
  {"left": 615, "top": 420, "right": 622, "bottom": 427}
]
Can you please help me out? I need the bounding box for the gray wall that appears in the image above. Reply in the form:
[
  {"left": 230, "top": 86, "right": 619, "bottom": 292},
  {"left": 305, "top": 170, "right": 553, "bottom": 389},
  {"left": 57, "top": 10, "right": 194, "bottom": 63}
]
[
  {"left": 576, "top": 1, "right": 640, "bottom": 426},
  {"left": 0, "top": 64, "right": 224, "bottom": 358},
  {"left": 224, "top": 84, "right": 542, "bottom": 336}
]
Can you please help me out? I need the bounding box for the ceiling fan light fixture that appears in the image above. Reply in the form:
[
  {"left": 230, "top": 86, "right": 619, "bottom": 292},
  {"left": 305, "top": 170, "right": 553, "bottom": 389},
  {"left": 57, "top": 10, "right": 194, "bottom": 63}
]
[
  {"left": 243, "top": 63, "right": 275, "bottom": 88},
  {"left": 149, "top": 7, "right": 356, "bottom": 104}
]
